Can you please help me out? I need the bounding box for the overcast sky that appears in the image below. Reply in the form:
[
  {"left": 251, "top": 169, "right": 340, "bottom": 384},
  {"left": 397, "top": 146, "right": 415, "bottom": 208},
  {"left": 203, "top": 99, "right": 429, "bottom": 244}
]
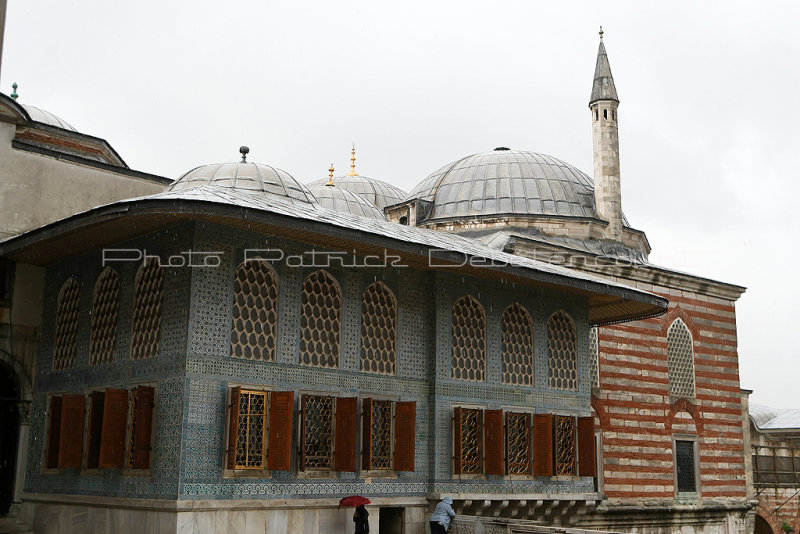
[{"left": 2, "top": 1, "right": 798, "bottom": 408}]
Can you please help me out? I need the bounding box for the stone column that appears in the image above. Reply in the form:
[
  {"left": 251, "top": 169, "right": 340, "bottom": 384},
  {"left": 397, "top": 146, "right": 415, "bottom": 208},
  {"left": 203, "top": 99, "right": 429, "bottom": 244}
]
[{"left": 12, "top": 400, "right": 31, "bottom": 504}]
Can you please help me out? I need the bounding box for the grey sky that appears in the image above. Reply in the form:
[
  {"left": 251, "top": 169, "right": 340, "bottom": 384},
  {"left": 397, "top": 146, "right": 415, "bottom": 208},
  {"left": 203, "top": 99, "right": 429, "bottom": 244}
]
[{"left": 2, "top": 1, "right": 798, "bottom": 407}]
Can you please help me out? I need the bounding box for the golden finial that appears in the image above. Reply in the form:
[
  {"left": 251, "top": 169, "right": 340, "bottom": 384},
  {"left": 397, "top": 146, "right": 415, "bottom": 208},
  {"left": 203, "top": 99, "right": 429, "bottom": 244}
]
[
  {"left": 346, "top": 143, "right": 359, "bottom": 176},
  {"left": 599, "top": 26, "right": 604, "bottom": 40},
  {"left": 326, "top": 164, "right": 335, "bottom": 186}
]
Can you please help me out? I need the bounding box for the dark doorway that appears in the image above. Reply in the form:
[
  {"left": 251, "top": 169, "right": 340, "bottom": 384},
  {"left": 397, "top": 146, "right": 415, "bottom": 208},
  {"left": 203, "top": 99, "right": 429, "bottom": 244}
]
[
  {"left": 755, "top": 515, "right": 774, "bottom": 534},
  {"left": 379, "top": 507, "right": 403, "bottom": 534},
  {"left": 0, "top": 363, "right": 20, "bottom": 516}
]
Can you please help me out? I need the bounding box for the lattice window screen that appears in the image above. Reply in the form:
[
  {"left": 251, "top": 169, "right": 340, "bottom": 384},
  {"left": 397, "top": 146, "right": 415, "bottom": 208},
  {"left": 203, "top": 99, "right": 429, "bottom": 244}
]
[
  {"left": 668, "top": 319, "right": 695, "bottom": 397},
  {"left": 370, "top": 400, "right": 393, "bottom": 470},
  {"left": 131, "top": 259, "right": 163, "bottom": 360},
  {"left": 589, "top": 326, "right": 599, "bottom": 389},
  {"left": 127, "top": 389, "right": 139, "bottom": 468},
  {"left": 675, "top": 439, "right": 697, "bottom": 492},
  {"left": 506, "top": 412, "right": 531, "bottom": 475},
  {"left": 231, "top": 260, "right": 278, "bottom": 361},
  {"left": 90, "top": 268, "right": 119, "bottom": 365},
  {"left": 451, "top": 296, "right": 486, "bottom": 382},
  {"left": 53, "top": 278, "right": 80, "bottom": 370},
  {"left": 459, "top": 408, "right": 482, "bottom": 474},
  {"left": 234, "top": 390, "right": 267, "bottom": 469},
  {"left": 501, "top": 303, "right": 534, "bottom": 386},
  {"left": 300, "top": 270, "right": 341, "bottom": 369},
  {"left": 547, "top": 311, "right": 577, "bottom": 390},
  {"left": 360, "top": 282, "right": 397, "bottom": 375},
  {"left": 555, "top": 415, "right": 576, "bottom": 476},
  {"left": 303, "top": 395, "right": 334, "bottom": 469}
]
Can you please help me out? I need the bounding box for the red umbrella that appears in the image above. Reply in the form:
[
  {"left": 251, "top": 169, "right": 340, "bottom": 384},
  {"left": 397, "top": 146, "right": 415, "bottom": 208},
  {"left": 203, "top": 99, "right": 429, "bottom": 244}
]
[{"left": 338, "top": 496, "right": 371, "bottom": 508}]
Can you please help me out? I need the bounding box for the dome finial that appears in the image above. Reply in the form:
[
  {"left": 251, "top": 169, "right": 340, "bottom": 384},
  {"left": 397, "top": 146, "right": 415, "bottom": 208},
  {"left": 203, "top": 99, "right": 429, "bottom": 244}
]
[
  {"left": 326, "top": 164, "right": 335, "bottom": 186},
  {"left": 239, "top": 146, "right": 250, "bottom": 163},
  {"left": 10, "top": 82, "right": 18, "bottom": 100},
  {"left": 599, "top": 26, "right": 604, "bottom": 40},
  {"left": 347, "top": 143, "right": 359, "bottom": 176}
]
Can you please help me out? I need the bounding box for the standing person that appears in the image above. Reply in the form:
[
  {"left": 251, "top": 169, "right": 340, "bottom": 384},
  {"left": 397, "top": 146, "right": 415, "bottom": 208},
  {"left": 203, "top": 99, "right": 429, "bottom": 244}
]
[
  {"left": 353, "top": 504, "right": 369, "bottom": 534},
  {"left": 429, "top": 497, "right": 455, "bottom": 533}
]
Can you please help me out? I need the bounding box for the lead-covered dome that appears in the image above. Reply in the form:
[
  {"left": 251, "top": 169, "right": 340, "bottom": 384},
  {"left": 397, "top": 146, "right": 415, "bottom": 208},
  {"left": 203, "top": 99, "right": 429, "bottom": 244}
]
[
  {"left": 168, "top": 162, "right": 317, "bottom": 207},
  {"left": 21, "top": 103, "right": 77, "bottom": 131},
  {"left": 408, "top": 148, "right": 614, "bottom": 222},
  {"left": 307, "top": 183, "right": 386, "bottom": 220},
  {"left": 307, "top": 175, "right": 407, "bottom": 209}
]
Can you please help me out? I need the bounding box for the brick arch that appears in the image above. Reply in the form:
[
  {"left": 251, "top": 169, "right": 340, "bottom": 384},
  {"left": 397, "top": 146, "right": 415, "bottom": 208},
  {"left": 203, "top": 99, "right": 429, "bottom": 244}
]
[
  {"left": 754, "top": 503, "right": 780, "bottom": 534},
  {"left": 660, "top": 305, "right": 699, "bottom": 340},
  {"left": 666, "top": 398, "right": 703, "bottom": 434},
  {"left": 591, "top": 395, "right": 609, "bottom": 429}
]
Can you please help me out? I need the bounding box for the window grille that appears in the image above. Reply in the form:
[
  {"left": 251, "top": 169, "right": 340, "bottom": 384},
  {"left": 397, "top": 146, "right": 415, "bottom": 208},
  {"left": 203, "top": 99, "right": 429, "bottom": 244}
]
[
  {"left": 501, "top": 303, "right": 534, "bottom": 386},
  {"left": 547, "top": 311, "right": 577, "bottom": 390},
  {"left": 458, "top": 408, "right": 483, "bottom": 474},
  {"left": 360, "top": 282, "right": 397, "bottom": 375},
  {"left": 451, "top": 296, "right": 486, "bottom": 382},
  {"left": 589, "top": 326, "right": 599, "bottom": 388},
  {"left": 131, "top": 259, "right": 163, "bottom": 360},
  {"left": 53, "top": 278, "right": 80, "bottom": 370},
  {"left": 675, "top": 440, "right": 697, "bottom": 492},
  {"left": 506, "top": 412, "right": 531, "bottom": 475},
  {"left": 752, "top": 446, "right": 800, "bottom": 487},
  {"left": 668, "top": 319, "right": 695, "bottom": 397},
  {"left": 90, "top": 268, "right": 119, "bottom": 365},
  {"left": 300, "top": 270, "right": 341, "bottom": 369},
  {"left": 303, "top": 395, "right": 334, "bottom": 469},
  {"left": 127, "top": 390, "right": 140, "bottom": 468},
  {"left": 233, "top": 390, "right": 267, "bottom": 469},
  {"left": 555, "top": 415, "right": 576, "bottom": 476},
  {"left": 370, "top": 400, "right": 393, "bottom": 470},
  {"left": 231, "top": 260, "right": 278, "bottom": 361}
]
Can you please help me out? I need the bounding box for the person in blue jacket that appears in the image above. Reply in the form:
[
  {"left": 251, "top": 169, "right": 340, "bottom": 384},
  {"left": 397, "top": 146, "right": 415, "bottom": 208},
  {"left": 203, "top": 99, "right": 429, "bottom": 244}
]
[{"left": 429, "top": 497, "right": 455, "bottom": 533}]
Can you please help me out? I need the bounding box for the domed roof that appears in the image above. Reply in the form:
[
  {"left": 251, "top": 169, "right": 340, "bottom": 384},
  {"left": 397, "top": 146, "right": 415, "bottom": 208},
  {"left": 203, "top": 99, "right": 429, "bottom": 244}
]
[
  {"left": 308, "top": 183, "right": 386, "bottom": 220},
  {"left": 408, "top": 148, "right": 620, "bottom": 222},
  {"left": 21, "top": 103, "right": 76, "bottom": 131},
  {"left": 168, "top": 162, "right": 317, "bottom": 207},
  {"left": 307, "top": 174, "right": 407, "bottom": 209}
]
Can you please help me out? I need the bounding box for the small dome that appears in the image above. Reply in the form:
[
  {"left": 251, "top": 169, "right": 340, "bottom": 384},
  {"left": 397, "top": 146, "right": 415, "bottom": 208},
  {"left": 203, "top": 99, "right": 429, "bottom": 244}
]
[
  {"left": 307, "top": 175, "right": 407, "bottom": 209},
  {"left": 308, "top": 184, "right": 386, "bottom": 220},
  {"left": 169, "top": 162, "right": 317, "bottom": 207},
  {"left": 21, "top": 104, "right": 76, "bottom": 131}
]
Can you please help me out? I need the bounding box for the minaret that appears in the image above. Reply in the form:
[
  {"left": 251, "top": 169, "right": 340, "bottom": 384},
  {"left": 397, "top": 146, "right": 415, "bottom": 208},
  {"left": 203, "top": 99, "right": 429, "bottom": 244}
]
[{"left": 589, "top": 27, "right": 623, "bottom": 241}]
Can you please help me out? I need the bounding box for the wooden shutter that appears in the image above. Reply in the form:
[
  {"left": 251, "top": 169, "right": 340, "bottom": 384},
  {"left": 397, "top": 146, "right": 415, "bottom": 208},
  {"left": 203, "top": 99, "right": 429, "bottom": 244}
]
[
  {"left": 452, "top": 406, "right": 462, "bottom": 475},
  {"left": 533, "top": 413, "right": 553, "bottom": 477},
  {"left": 58, "top": 394, "right": 85, "bottom": 468},
  {"left": 86, "top": 391, "right": 105, "bottom": 469},
  {"left": 226, "top": 386, "right": 241, "bottom": 470},
  {"left": 98, "top": 389, "right": 128, "bottom": 468},
  {"left": 334, "top": 397, "right": 357, "bottom": 472},
  {"left": 299, "top": 395, "right": 307, "bottom": 471},
  {"left": 484, "top": 409, "right": 504, "bottom": 475},
  {"left": 577, "top": 416, "right": 596, "bottom": 477},
  {"left": 132, "top": 385, "right": 155, "bottom": 469},
  {"left": 394, "top": 401, "right": 416, "bottom": 472},
  {"left": 361, "top": 398, "right": 373, "bottom": 471},
  {"left": 267, "top": 391, "right": 294, "bottom": 471},
  {"left": 46, "top": 396, "right": 63, "bottom": 468}
]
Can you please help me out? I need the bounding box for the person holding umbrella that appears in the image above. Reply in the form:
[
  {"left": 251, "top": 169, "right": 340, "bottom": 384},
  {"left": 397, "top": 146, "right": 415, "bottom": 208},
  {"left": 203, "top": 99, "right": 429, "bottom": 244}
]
[
  {"left": 353, "top": 504, "right": 369, "bottom": 534},
  {"left": 429, "top": 497, "right": 455, "bottom": 533}
]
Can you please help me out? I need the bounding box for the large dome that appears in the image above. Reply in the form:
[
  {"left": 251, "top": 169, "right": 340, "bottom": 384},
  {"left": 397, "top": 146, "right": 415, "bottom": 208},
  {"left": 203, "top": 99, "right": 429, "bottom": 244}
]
[
  {"left": 307, "top": 175, "right": 406, "bottom": 209},
  {"left": 307, "top": 183, "right": 386, "bottom": 220},
  {"left": 408, "top": 148, "right": 613, "bottom": 222},
  {"left": 21, "top": 103, "right": 77, "bottom": 131},
  {"left": 168, "top": 162, "right": 317, "bottom": 207}
]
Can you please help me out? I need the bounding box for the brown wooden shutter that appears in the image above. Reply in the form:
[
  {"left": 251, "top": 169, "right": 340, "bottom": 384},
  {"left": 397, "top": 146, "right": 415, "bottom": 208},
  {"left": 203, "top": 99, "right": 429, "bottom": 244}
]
[
  {"left": 132, "top": 386, "right": 155, "bottom": 469},
  {"left": 267, "top": 391, "right": 294, "bottom": 471},
  {"left": 361, "top": 398, "right": 373, "bottom": 471},
  {"left": 452, "top": 406, "right": 462, "bottom": 475},
  {"left": 226, "top": 386, "right": 241, "bottom": 470},
  {"left": 484, "top": 409, "right": 504, "bottom": 475},
  {"left": 46, "top": 396, "right": 63, "bottom": 469},
  {"left": 58, "top": 394, "right": 85, "bottom": 468},
  {"left": 533, "top": 413, "right": 553, "bottom": 477},
  {"left": 98, "top": 389, "right": 128, "bottom": 468},
  {"left": 334, "top": 397, "right": 357, "bottom": 472},
  {"left": 299, "top": 395, "right": 307, "bottom": 471},
  {"left": 86, "top": 391, "right": 105, "bottom": 469},
  {"left": 577, "top": 416, "right": 596, "bottom": 477},
  {"left": 394, "top": 401, "right": 416, "bottom": 472}
]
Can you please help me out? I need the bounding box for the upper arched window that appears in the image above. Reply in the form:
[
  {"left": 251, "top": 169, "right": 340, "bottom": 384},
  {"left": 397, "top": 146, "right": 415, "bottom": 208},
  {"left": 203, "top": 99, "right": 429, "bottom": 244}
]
[
  {"left": 231, "top": 260, "right": 279, "bottom": 361},
  {"left": 53, "top": 277, "right": 80, "bottom": 370},
  {"left": 131, "top": 258, "right": 163, "bottom": 360},
  {"left": 667, "top": 318, "right": 695, "bottom": 397},
  {"left": 360, "top": 282, "right": 397, "bottom": 375},
  {"left": 451, "top": 295, "right": 486, "bottom": 382},
  {"left": 89, "top": 267, "right": 120, "bottom": 365},
  {"left": 501, "top": 303, "right": 534, "bottom": 386},
  {"left": 547, "top": 311, "right": 577, "bottom": 390},
  {"left": 300, "top": 270, "right": 341, "bottom": 368}
]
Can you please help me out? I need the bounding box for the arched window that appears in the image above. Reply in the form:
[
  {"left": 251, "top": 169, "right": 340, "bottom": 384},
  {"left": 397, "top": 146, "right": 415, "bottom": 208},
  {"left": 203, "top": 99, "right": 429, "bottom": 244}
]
[
  {"left": 589, "top": 326, "right": 600, "bottom": 389},
  {"left": 300, "top": 270, "right": 341, "bottom": 368},
  {"left": 53, "top": 277, "right": 80, "bottom": 370},
  {"left": 89, "top": 267, "right": 119, "bottom": 365},
  {"left": 501, "top": 303, "right": 534, "bottom": 386},
  {"left": 667, "top": 318, "right": 695, "bottom": 397},
  {"left": 547, "top": 311, "right": 577, "bottom": 390},
  {"left": 131, "top": 258, "right": 163, "bottom": 360},
  {"left": 231, "top": 260, "right": 279, "bottom": 361},
  {"left": 451, "top": 295, "right": 486, "bottom": 382},
  {"left": 360, "top": 282, "right": 397, "bottom": 375}
]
